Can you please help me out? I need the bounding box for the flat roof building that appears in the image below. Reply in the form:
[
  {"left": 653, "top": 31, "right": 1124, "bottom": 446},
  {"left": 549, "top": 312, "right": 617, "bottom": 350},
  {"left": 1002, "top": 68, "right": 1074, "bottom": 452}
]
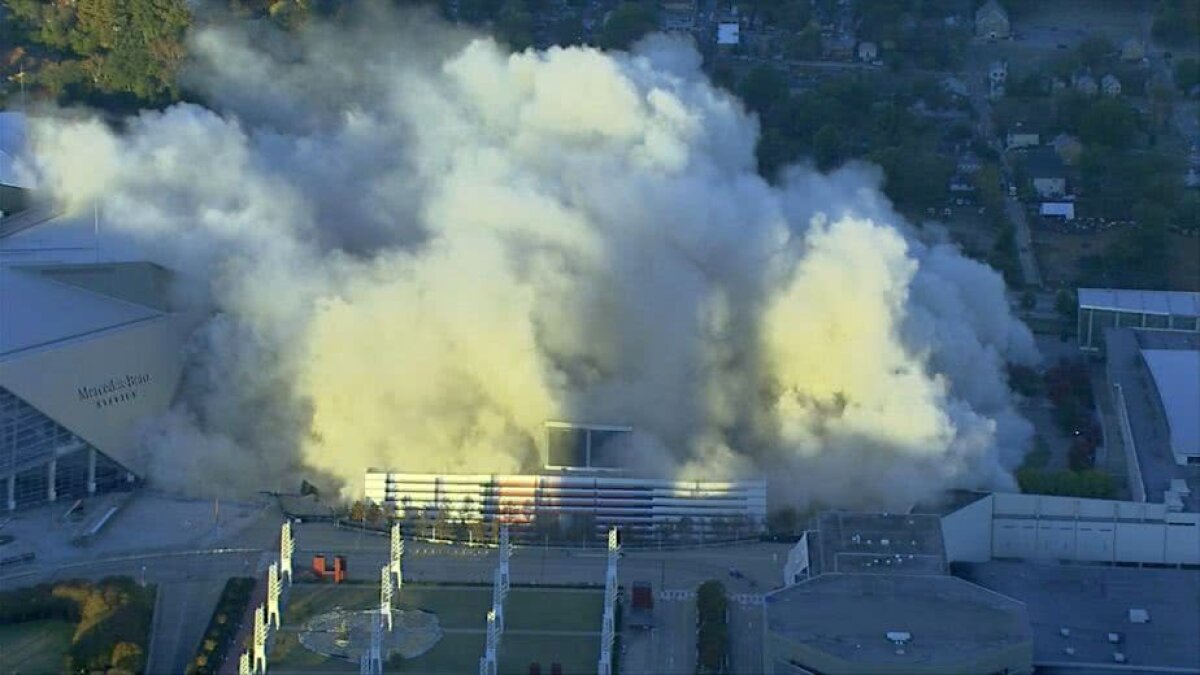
[
  {"left": 764, "top": 573, "right": 1032, "bottom": 674},
  {"left": 1077, "top": 288, "right": 1200, "bottom": 352},
  {"left": 1140, "top": 349, "right": 1200, "bottom": 466}
]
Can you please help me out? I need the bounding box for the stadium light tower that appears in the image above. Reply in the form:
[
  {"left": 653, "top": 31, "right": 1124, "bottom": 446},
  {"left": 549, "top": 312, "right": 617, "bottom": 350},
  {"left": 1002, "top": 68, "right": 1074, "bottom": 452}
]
[
  {"left": 478, "top": 608, "right": 499, "bottom": 675},
  {"left": 380, "top": 564, "right": 394, "bottom": 631},
  {"left": 390, "top": 521, "right": 404, "bottom": 589},
  {"left": 498, "top": 524, "right": 511, "bottom": 596},
  {"left": 360, "top": 610, "right": 384, "bottom": 675},
  {"left": 253, "top": 603, "right": 268, "bottom": 674},
  {"left": 239, "top": 650, "right": 251, "bottom": 675},
  {"left": 598, "top": 526, "right": 620, "bottom": 675},
  {"left": 280, "top": 520, "right": 295, "bottom": 584},
  {"left": 267, "top": 562, "right": 282, "bottom": 629}
]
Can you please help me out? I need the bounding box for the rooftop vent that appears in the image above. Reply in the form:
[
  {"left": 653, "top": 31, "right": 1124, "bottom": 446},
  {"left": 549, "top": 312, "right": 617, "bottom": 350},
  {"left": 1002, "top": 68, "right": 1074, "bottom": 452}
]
[
  {"left": 1114, "top": 652, "right": 1127, "bottom": 663},
  {"left": 1064, "top": 647, "right": 1076, "bottom": 656},
  {"left": 1060, "top": 627, "right": 1071, "bottom": 637},
  {"left": 1128, "top": 609, "right": 1150, "bottom": 624},
  {"left": 886, "top": 631, "right": 912, "bottom": 644},
  {"left": 1107, "top": 632, "right": 1122, "bottom": 644}
]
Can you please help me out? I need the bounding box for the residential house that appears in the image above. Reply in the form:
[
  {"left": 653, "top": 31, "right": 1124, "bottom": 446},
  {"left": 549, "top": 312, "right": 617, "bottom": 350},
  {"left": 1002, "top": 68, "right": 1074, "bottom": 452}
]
[
  {"left": 857, "top": 41, "right": 878, "bottom": 62},
  {"left": 1102, "top": 74, "right": 1122, "bottom": 96},
  {"left": 989, "top": 60, "right": 1008, "bottom": 99},
  {"left": 975, "top": 0, "right": 1011, "bottom": 40},
  {"left": 823, "top": 32, "right": 856, "bottom": 60},
  {"left": 1121, "top": 37, "right": 1145, "bottom": 62},
  {"left": 1006, "top": 132, "right": 1040, "bottom": 150},
  {"left": 1025, "top": 148, "right": 1067, "bottom": 199},
  {"left": 1052, "top": 134, "right": 1084, "bottom": 165},
  {"left": 1073, "top": 72, "right": 1098, "bottom": 96},
  {"left": 717, "top": 22, "right": 740, "bottom": 46}
]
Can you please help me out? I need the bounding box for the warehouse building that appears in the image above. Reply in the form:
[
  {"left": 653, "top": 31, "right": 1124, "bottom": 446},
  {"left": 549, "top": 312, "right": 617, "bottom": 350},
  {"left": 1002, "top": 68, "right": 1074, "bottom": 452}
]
[
  {"left": 765, "top": 512, "right": 1033, "bottom": 674},
  {"left": 1077, "top": 288, "right": 1200, "bottom": 353}
]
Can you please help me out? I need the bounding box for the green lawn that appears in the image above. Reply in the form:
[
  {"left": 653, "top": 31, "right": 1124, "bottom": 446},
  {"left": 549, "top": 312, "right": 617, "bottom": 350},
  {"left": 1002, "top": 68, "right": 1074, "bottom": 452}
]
[
  {"left": 0, "top": 620, "right": 74, "bottom": 674},
  {"left": 273, "top": 584, "right": 604, "bottom": 674}
]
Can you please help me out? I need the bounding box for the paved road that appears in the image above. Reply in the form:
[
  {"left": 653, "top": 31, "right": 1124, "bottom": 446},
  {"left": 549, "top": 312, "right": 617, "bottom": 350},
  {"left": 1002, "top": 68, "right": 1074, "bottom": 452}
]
[{"left": 965, "top": 55, "right": 1043, "bottom": 288}]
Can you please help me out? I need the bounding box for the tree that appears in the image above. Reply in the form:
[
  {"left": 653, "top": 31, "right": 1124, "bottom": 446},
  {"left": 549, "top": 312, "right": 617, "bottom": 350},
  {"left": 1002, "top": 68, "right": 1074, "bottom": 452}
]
[
  {"left": 1152, "top": 0, "right": 1200, "bottom": 47},
  {"left": 1055, "top": 289, "right": 1076, "bottom": 320},
  {"left": 597, "top": 2, "right": 658, "bottom": 51},
  {"left": 974, "top": 164, "right": 1004, "bottom": 211},
  {"left": 6, "top": 0, "right": 191, "bottom": 105},
  {"left": 813, "top": 124, "right": 844, "bottom": 170},
  {"left": 495, "top": 0, "right": 535, "bottom": 51},
  {"left": 1076, "top": 35, "right": 1115, "bottom": 70},
  {"left": 737, "top": 64, "right": 790, "bottom": 118},
  {"left": 1176, "top": 57, "right": 1200, "bottom": 92},
  {"left": 1079, "top": 98, "right": 1139, "bottom": 149}
]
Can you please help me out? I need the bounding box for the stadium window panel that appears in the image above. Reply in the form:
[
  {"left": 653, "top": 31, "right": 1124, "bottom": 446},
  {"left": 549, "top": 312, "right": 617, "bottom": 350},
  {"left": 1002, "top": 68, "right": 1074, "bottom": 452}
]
[
  {"left": 1171, "top": 315, "right": 1198, "bottom": 331},
  {"left": 1144, "top": 313, "right": 1169, "bottom": 329},
  {"left": 1117, "top": 311, "right": 1143, "bottom": 328}
]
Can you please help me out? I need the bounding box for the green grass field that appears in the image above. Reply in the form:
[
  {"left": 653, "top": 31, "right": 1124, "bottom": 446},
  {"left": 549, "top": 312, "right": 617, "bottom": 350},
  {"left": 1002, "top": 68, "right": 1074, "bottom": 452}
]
[
  {"left": 0, "top": 620, "right": 74, "bottom": 674},
  {"left": 271, "top": 583, "right": 604, "bottom": 674}
]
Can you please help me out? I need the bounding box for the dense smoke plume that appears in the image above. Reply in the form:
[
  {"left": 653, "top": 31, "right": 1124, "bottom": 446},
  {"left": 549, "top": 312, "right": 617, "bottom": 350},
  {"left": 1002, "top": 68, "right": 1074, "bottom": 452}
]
[{"left": 27, "top": 8, "right": 1037, "bottom": 509}]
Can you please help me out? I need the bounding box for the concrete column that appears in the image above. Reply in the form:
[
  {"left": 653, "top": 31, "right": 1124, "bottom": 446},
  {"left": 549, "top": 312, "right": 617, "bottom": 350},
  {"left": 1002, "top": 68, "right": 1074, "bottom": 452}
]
[
  {"left": 47, "top": 457, "right": 57, "bottom": 503},
  {"left": 87, "top": 447, "right": 97, "bottom": 494},
  {"left": 6, "top": 474, "right": 15, "bottom": 511}
]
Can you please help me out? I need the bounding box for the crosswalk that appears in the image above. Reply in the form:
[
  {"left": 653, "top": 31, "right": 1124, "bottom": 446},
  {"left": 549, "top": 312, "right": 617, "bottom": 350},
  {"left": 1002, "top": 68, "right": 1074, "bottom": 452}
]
[{"left": 655, "top": 589, "right": 764, "bottom": 606}]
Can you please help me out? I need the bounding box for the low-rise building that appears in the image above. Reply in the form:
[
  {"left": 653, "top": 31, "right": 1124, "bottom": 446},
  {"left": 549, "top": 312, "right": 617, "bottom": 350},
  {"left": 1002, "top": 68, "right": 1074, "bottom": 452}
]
[
  {"left": 1024, "top": 147, "right": 1067, "bottom": 198},
  {"left": 1102, "top": 73, "right": 1122, "bottom": 96},
  {"left": 857, "top": 41, "right": 878, "bottom": 62},
  {"left": 1077, "top": 288, "right": 1200, "bottom": 352},
  {"left": 975, "top": 0, "right": 1011, "bottom": 40}
]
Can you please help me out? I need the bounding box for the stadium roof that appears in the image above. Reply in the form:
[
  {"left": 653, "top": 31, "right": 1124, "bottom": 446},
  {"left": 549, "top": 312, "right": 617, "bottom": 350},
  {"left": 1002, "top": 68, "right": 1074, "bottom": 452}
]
[
  {"left": 0, "top": 111, "right": 32, "bottom": 189},
  {"left": 0, "top": 263, "right": 169, "bottom": 359},
  {"left": 766, "top": 573, "right": 1031, "bottom": 673},
  {"left": 1141, "top": 348, "right": 1200, "bottom": 461},
  {"left": 1078, "top": 288, "right": 1200, "bottom": 317}
]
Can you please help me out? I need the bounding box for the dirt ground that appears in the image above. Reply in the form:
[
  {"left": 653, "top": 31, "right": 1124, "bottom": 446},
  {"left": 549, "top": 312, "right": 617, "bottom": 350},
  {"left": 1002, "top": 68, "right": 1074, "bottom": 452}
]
[{"left": 1033, "top": 227, "right": 1200, "bottom": 291}]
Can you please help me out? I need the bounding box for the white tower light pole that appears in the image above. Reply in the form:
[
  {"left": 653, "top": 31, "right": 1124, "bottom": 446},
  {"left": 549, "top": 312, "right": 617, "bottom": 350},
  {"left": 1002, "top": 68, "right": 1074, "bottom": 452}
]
[
  {"left": 252, "top": 603, "right": 268, "bottom": 674},
  {"left": 390, "top": 521, "right": 404, "bottom": 588},
  {"left": 280, "top": 520, "right": 294, "bottom": 584},
  {"left": 267, "top": 562, "right": 282, "bottom": 629},
  {"left": 380, "top": 564, "right": 394, "bottom": 631}
]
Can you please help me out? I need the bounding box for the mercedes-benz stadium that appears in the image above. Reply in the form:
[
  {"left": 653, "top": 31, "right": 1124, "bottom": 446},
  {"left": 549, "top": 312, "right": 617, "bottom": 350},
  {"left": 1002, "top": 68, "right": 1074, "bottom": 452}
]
[{"left": 1, "top": 112, "right": 198, "bottom": 511}]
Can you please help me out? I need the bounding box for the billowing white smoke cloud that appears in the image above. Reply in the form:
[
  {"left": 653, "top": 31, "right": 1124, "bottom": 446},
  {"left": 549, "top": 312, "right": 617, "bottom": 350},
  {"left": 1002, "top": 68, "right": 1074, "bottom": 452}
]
[{"left": 27, "top": 8, "right": 1037, "bottom": 510}]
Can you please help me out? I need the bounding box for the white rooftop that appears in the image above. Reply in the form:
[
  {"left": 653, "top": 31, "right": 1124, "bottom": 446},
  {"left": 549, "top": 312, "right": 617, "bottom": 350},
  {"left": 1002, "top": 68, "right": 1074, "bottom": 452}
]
[
  {"left": 1078, "top": 288, "right": 1200, "bottom": 317},
  {"left": 0, "top": 111, "right": 33, "bottom": 189},
  {"left": 1040, "top": 202, "right": 1075, "bottom": 220},
  {"left": 0, "top": 264, "right": 163, "bottom": 359},
  {"left": 717, "top": 22, "right": 740, "bottom": 45},
  {"left": 1140, "top": 349, "right": 1200, "bottom": 462}
]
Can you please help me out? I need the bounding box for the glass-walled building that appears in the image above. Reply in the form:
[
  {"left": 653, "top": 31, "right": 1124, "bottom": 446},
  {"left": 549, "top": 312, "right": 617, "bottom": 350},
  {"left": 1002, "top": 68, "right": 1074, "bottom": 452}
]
[{"left": 1077, "top": 288, "right": 1200, "bottom": 353}]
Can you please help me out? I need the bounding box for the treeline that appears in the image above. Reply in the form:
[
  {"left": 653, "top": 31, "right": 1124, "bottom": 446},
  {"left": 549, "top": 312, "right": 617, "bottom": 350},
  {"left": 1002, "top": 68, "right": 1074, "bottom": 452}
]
[
  {"left": 187, "top": 577, "right": 256, "bottom": 675},
  {"left": 696, "top": 580, "right": 729, "bottom": 674},
  {"left": 0, "top": 576, "right": 155, "bottom": 674}
]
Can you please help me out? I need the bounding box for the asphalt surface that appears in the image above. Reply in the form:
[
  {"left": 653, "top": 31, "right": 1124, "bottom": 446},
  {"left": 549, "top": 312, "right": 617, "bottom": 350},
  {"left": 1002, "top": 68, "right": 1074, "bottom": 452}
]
[{"left": 1, "top": 510, "right": 789, "bottom": 674}]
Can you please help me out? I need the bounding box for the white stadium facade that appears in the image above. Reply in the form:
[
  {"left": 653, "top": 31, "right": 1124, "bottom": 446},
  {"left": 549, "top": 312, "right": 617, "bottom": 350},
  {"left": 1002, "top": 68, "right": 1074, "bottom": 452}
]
[
  {"left": 1, "top": 112, "right": 198, "bottom": 511},
  {"left": 365, "top": 423, "right": 770, "bottom": 537}
]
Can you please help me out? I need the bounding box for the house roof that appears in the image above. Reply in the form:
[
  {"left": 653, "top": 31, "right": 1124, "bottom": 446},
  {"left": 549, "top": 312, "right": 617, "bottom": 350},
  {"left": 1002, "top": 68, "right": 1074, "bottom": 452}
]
[
  {"left": 1040, "top": 202, "right": 1075, "bottom": 218},
  {"left": 1024, "top": 148, "right": 1065, "bottom": 179},
  {"left": 976, "top": 0, "right": 1009, "bottom": 22}
]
